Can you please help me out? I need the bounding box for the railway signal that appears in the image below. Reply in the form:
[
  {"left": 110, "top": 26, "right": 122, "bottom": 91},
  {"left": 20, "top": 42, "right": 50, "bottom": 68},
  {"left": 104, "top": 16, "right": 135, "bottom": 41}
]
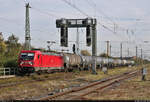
[
  {"left": 56, "top": 18, "right": 96, "bottom": 47},
  {"left": 86, "top": 26, "right": 92, "bottom": 46},
  {"left": 56, "top": 18, "right": 97, "bottom": 74},
  {"left": 72, "top": 44, "right": 76, "bottom": 54},
  {"left": 60, "top": 27, "right": 68, "bottom": 47}
]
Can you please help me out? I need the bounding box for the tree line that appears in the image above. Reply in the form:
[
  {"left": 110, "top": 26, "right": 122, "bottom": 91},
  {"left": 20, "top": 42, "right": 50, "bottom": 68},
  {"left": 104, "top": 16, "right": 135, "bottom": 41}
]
[{"left": 0, "top": 32, "right": 22, "bottom": 67}]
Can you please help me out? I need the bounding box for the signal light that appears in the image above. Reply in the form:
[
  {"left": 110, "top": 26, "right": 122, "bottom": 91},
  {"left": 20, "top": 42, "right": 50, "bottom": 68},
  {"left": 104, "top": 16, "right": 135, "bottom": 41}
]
[
  {"left": 72, "top": 44, "right": 76, "bottom": 54},
  {"left": 86, "top": 26, "right": 92, "bottom": 46},
  {"left": 60, "top": 27, "right": 68, "bottom": 47}
]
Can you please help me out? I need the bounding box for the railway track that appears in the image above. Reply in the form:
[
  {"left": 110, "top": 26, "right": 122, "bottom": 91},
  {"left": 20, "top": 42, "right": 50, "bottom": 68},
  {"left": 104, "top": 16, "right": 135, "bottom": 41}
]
[{"left": 39, "top": 69, "right": 141, "bottom": 100}]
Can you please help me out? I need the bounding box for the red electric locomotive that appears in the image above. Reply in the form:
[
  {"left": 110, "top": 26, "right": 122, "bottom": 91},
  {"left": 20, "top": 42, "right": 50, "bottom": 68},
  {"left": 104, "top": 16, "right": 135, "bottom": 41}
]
[{"left": 18, "top": 50, "right": 64, "bottom": 74}]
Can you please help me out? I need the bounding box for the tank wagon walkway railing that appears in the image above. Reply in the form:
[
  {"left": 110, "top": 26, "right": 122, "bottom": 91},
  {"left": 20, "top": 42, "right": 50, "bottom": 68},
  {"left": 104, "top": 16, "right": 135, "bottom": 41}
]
[{"left": 0, "top": 68, "right": 17, "bottom": 78}]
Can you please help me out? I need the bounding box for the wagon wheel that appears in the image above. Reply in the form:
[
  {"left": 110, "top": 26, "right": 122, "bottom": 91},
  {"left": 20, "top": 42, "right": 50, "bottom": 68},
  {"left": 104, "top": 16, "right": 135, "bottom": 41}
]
[
  {"left": 32, "top": 68, "right": 35, "bottom": 73},
  {"left": 16, "top": 70, "right": 25, "bottom": 76},
  {"left": 37, "top": 70, "right": 41, "bottom": 75},
  {"left": 88, "top": 65, "right": 91, "bottom": 71},
  {"left": 82, "top": 64, "right": 85, "bottom": 70},
  {"left": 27, "top": 73, "right": 30, "bottom": 76},
  {"left": 64, "top": 64, "right": 69, "bottom": 73},
  {"left": 78, "top": 65, "right": 83, "bottom": 71},
  {"left": 83, "top": 64, "right": 87, "bottom": 71},
  {"left": 64, "top": 68, "right": 69, "bottom": 73}
]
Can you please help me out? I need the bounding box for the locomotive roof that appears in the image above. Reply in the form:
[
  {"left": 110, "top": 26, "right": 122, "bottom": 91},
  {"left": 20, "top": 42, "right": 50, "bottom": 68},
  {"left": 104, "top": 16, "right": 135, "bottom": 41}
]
[
  {"left": 21, "top": 50, "right": 41, "bottom": 53},
  {"left": 41, "top": 52, "right": 62, "bottom": 56},
  {"left": 20, "top": 50, "right": 62, "bottom": 56}
]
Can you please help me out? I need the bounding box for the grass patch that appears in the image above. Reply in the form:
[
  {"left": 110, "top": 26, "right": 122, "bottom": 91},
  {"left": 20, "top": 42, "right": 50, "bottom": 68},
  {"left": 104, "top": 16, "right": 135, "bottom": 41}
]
[
  {"left": 0, "top": 64, "right": 148, "bottom": 100},
  {"left": 87, "top": 64, "right": 150, "bottom": 100}
]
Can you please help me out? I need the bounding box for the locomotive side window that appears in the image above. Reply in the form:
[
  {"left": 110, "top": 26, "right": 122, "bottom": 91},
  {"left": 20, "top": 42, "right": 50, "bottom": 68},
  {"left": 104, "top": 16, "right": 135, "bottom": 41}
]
[
  {"left": 20, "top": 53, "right": 35, "bottom": 60},
  {"left": 38, "top": 55, "right": 40, "bottom": 59}
]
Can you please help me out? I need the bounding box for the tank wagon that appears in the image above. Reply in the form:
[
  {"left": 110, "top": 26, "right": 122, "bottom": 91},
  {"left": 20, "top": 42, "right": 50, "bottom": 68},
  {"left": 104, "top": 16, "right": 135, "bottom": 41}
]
[
  {"left": 18, "top": 50, "right": 135, "bottom": 74},
  {"left": 63, "top": 53, "right": 82, "bottom": 71}
]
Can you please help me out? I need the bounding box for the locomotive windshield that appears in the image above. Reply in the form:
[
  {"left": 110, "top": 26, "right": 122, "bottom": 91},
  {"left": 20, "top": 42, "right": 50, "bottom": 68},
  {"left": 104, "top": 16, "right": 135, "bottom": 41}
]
[{"left": 20, "top": 53, "right": 35, "bottom": 60}]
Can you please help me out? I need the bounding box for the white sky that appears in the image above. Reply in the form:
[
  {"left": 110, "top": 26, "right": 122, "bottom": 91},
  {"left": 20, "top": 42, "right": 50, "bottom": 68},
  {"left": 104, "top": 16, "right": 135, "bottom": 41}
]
[{"left": 0, "top": 0, "right": 150, "bottom": 59}]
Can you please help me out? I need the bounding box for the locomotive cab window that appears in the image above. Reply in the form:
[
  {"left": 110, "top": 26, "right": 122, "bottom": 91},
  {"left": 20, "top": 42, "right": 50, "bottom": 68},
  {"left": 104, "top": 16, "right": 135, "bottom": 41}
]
[{"left": 20, "top": 53, "right": 35, "bottom": 61}]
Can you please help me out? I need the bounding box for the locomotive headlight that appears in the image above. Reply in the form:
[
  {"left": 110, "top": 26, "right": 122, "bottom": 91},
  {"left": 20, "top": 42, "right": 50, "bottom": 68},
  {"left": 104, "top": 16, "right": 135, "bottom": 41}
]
[
  {"left": 20, "top": 62, "right": 24, "bottom": 65},
  {"left": 29, "top": 62, "right": 33, "bottom": 65}
]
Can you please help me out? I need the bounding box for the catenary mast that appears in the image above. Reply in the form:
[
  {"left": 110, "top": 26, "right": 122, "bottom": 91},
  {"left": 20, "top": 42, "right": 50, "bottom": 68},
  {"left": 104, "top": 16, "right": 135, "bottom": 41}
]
[{"left": 25, "top": 3, "right": 31, "bottom": 50}]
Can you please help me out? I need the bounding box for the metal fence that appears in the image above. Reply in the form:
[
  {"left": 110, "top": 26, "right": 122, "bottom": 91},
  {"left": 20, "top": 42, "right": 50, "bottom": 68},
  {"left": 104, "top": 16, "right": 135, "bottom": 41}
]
[{"left": 0, "top": 67, "right": 17, "bottom": 76}]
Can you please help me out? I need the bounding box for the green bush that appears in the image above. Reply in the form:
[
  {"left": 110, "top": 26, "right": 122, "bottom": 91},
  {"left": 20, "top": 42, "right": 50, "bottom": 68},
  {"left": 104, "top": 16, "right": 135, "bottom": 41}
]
[
  {"left": 3, "top": 58, "right": 18, "bottom": 68},
  {"left": 0, "top": 60, "right": 4, "bottom": 67}
]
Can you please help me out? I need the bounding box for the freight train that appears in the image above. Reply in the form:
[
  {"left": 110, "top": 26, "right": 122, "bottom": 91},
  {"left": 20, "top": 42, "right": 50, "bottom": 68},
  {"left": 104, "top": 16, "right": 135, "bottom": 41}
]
[{"left": 18, "top": 50, "right": 135, "bottom": 74}]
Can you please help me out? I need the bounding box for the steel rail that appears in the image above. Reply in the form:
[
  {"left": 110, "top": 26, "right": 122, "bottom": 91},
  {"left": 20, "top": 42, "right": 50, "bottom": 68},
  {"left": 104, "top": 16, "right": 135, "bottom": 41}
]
[
  {"left": 70, "top": 70, "right": 140, "bottom": 100},
  {"left": 39, "top": 69, "right": 141, "bottom": 100}
]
